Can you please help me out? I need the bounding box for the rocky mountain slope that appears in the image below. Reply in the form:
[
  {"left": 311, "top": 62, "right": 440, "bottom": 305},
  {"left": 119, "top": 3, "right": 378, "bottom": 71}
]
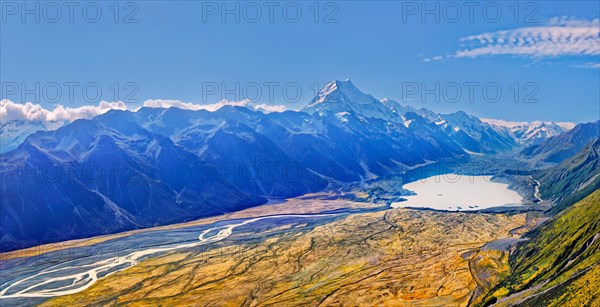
[
  {"left": 0, "top": 120, "right": 51, "bottom": 154},
  {"left": 0, "top": 117, "right": 266, "bottom": 251}
]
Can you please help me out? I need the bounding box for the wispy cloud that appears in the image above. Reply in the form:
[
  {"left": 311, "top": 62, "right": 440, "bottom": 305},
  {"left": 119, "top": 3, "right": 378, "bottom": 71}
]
[
  {"left": 457, "top": 17, "right": 599, "bottom": 58},
  {"left": 429, "top": 17, "right": 600, "bottom": 67},
  {"left": 422, "top": 56, "right": 443, "bottom": 62},
  {"left": 573, "top": 62, "right": 600, "bottom": 69}
]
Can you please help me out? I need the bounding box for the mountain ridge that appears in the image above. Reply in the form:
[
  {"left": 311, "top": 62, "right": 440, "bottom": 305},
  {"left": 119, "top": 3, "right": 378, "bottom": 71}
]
[{"left": 520, "top": 120, "right": 600, "bottom": 163}]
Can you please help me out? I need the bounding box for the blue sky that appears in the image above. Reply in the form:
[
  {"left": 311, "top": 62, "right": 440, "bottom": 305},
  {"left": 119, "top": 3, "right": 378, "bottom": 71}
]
[{"left": 1, "top": 1, "right": 599, "bottom": 122}]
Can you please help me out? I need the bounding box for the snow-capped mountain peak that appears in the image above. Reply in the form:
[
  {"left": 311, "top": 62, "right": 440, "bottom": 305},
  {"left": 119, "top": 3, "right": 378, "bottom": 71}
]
[
  {"left": 306, "top": 79, "right": 373, "bottom": 108},
  {"left": 303, "top": 80, "right": 399, "bottom": 122}
]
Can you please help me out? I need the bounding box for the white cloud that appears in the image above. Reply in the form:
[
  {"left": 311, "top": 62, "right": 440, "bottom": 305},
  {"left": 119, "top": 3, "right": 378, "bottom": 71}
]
[
  {"left": 1, "top": 99, "right": 287, "bottom": 126},
  {"left": 142, "top": 99, "right": 287, "bottom": 113},
  {"left": 141, "top": 99, "right": 251, "bottom": 112},
  {"left": 46, "top": 101, "right": 128, "bottom": 122},
  {"left": 253, "top": 103, "right": 287, "bottom": 113},
  {"left": 431, "top": 17, "right": 600, "bottom": 61},
  {"left": 0, "top": 99, "right": 127, "bottom": 125},
  {"left": 0, "top": 100, "right": 48, "bottom": 123}
]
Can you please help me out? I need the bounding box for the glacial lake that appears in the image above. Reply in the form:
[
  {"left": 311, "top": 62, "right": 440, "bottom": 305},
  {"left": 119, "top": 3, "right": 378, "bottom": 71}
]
[{"left": 390, "top": 174, "right": 523, "bottom": 211}]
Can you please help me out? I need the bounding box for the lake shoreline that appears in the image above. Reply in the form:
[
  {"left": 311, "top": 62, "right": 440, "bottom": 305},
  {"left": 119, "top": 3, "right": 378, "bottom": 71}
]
[{"left": 390, "top": 174, "right": 524, "bottom": 211}]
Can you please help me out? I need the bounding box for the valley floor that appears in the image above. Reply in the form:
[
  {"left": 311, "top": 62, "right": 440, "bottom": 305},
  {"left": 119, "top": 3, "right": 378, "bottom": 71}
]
[
  {"left": 32, "top": 206, "right": 531, "bottom": 306},
  {"left": 0, "top": 194, "right": 382, "bottom": 262}
]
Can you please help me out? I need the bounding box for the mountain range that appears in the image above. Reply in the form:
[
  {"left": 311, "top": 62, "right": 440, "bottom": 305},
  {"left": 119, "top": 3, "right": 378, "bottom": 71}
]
[
  {"left": 0, "top": 80, "right": 591, "bottom": 251},
  {"left": 482, "top": 119, "right": 575, "bottom": 146},
  {"left": 0, "top": 117, "right": 266, "bottom": 251}
]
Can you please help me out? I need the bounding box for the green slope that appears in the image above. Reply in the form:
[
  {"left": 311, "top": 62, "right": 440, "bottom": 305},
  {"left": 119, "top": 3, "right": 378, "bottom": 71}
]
[{"left": 479, "top": 189, "right": 600, "bottom": 306}]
